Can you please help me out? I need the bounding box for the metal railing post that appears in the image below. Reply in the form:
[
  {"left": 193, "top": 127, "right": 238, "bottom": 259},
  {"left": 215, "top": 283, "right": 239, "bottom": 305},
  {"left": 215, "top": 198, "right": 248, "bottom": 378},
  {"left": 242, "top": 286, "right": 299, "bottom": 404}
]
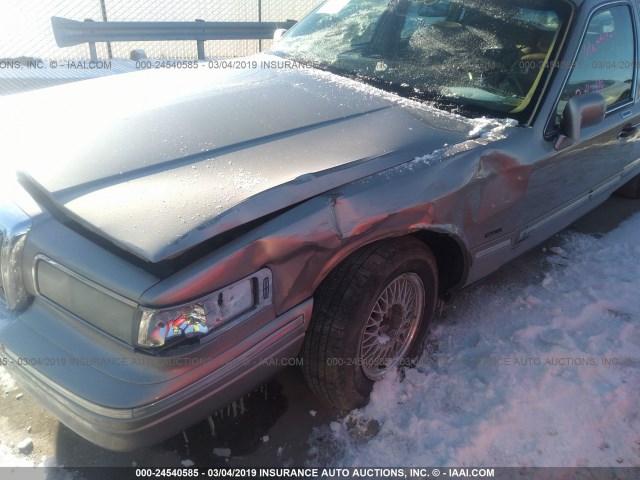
[
  {"left": 99, "top": 0, "right": 113, "bottom": 59},
  {"left": 258, "top": 0, "right": 263, "bottom": 52},
  {"left": 196, "top": 19, "right": 205, "bottom": 60},
  {"left": 84, "top": 19, "right": 98, "bottom": 60}
]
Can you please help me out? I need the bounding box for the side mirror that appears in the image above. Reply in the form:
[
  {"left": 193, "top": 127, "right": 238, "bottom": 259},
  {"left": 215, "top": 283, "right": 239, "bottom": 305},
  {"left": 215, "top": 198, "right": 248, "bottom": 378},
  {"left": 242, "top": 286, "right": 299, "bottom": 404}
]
[
  {"left": 555, "top": 92, "right": 606, "bottom": 149},
  {"left": 273, "top": 28, "right": 287, "bottom": 42}
]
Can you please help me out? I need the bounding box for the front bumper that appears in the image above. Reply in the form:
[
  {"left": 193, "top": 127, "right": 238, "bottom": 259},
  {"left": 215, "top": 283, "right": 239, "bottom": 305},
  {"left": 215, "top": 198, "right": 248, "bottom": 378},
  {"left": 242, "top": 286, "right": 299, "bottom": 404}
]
[{"left": 0, "top": 297, "right": 312, "bottom": 451}]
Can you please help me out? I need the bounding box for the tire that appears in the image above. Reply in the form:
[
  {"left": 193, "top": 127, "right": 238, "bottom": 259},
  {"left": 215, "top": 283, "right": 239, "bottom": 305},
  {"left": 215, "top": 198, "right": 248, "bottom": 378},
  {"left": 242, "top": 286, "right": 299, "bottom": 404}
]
[
  {"left": 302, "top": 237, "right": 438, "bottom": 411},
  {"left": 615, "top": 173, "right": 640, "bottom": 199}
]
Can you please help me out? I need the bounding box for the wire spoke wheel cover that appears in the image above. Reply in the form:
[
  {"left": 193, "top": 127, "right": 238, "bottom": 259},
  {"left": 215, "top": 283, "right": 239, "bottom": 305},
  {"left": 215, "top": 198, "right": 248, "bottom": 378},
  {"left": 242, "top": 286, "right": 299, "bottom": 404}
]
[
  {"left": 359, "top": 273, "right": 425, "bottom": 380},
  {"left": 301, "top": 237, "right": 438, "bottom": 411}
]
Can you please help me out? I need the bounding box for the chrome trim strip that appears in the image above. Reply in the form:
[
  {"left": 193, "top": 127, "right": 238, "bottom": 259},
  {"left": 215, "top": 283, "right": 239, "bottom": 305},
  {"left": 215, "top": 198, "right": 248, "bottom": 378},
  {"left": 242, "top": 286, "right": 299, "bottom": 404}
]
[
  {"left": 592, "top": 174, "right": 625, "bottom": 197},
  {"left": 521, "top": 194, "right": 588, "bottom": 239},
  {"left": 475, "top": 239, "right": 512, "bottom": 260},
  {"left": 623, "top": 156, "right": 640, "bottom": 173},
  {"left": 520, "top": 168, "right": 629, "bottom": 240},
  {"left": 32, "top": 254, "right": 138, "bottom": 308}
]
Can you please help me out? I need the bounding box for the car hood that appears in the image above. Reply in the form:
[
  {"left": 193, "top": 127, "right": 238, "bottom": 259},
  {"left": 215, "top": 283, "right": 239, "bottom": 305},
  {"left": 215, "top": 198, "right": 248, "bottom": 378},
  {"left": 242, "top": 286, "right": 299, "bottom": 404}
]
[{"left": 5, "top": 55, "right": 481, "bottom": 263}]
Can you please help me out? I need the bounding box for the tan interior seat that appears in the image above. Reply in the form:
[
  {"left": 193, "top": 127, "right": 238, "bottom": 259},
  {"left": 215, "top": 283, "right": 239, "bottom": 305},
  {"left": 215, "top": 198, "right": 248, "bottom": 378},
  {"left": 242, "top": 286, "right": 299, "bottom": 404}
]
[{"left": 520, "top": 38, "right": 551, "bottom": 61}]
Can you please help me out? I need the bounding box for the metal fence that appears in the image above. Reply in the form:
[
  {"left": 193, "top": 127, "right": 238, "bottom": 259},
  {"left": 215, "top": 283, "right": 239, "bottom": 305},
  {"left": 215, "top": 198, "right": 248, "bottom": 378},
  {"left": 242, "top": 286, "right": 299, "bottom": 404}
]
[{"left": 0, "top": 0, "right": 322, "bottom": 61}]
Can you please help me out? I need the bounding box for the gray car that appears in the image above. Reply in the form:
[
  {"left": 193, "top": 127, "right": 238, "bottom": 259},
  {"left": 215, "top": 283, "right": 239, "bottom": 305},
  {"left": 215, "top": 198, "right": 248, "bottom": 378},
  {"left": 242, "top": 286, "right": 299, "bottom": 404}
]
[{"left": 1, "top": 0, "right": 640, "bottom": 451}]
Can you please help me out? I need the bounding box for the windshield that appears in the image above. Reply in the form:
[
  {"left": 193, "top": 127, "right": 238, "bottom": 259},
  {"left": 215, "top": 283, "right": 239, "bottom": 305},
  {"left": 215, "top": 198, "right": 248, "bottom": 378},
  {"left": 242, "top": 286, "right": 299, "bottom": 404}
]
[{"left": 270, "top": 0, "right": 571, "bottom": 120}]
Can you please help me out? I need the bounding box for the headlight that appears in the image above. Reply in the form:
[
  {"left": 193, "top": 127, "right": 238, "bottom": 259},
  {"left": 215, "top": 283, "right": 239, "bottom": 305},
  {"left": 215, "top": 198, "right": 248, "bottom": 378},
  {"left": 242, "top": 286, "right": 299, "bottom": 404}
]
[{"left": 137, "top": 268, "right": 272, "bottom": 349}]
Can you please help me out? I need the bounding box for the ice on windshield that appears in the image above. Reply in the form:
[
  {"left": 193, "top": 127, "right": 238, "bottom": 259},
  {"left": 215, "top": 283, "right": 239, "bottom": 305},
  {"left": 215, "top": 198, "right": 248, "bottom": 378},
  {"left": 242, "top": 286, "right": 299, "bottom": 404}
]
[{"left": 271, "top": 0, "right": 570, "bottom": 120}]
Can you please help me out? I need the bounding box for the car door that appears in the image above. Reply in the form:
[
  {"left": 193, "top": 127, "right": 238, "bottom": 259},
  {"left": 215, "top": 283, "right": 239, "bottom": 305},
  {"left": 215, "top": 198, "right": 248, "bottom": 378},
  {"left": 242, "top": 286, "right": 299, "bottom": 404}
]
[{"left": 517, "top": 2, "right": 640, "bottom": 239}]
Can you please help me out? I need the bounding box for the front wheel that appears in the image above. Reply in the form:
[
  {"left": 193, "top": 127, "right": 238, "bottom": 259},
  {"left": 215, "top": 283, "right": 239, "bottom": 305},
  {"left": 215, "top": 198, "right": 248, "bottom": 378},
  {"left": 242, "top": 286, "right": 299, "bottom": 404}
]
[
  {"left": 302, "top": 237, "right": 438, "bottom": 411},
  {"left": 615, "top": 173, "right": 640, "bottom": 199}
]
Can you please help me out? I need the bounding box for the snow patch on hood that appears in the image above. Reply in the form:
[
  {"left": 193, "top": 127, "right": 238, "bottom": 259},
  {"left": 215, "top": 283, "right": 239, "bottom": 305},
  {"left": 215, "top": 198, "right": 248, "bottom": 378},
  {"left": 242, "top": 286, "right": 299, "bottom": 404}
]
[
  {"left": 300, "top": 66, "right": 467, "bottom": 121},
  {"left": 299, "top": 65, "right": 519, "bottom": 141},
  {"left": 308, "top": 212, "right": 640, "bottom": 467},
  {"left": 468, "top": 117, "right": 519, "bottom": 140}
]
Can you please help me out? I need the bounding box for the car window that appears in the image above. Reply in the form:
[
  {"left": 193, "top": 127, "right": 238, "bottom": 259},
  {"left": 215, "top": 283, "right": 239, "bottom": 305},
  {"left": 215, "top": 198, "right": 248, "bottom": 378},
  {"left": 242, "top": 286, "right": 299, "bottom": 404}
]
[
  {"left": 271, "top": 0, "right": 571, "bottom": 121},
  {"left": 556, "top": 6, "right": 635, "bottom": 119},
  {"left": 399, "top": 1, "right": 450, "bottom": 39}
]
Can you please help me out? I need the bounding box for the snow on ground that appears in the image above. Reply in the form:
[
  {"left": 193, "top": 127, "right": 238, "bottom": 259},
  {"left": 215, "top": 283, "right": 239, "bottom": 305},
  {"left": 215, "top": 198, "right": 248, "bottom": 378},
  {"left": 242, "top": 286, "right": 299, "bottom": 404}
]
[
  {"left": 309, "top": 212, "right": 640, "bottom": 468},
  {"left": 1, "top": 211, "right": 638, "bottom": 470}
]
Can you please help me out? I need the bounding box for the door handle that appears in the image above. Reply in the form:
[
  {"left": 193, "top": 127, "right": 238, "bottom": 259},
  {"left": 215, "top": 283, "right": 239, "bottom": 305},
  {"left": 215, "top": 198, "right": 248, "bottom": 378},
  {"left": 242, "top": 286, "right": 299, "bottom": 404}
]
[{"left": 618, "top": 123, "right": 640, "bottom": 139}]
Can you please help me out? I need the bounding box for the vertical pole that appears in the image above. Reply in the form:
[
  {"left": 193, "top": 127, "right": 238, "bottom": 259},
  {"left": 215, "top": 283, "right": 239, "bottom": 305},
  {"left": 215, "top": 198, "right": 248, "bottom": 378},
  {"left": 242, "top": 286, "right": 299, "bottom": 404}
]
[
  {"left": 196, "top": 19, "right": 205, "bottom": 60},
  {"left": 258, "top": 0, "right": 263, "bottom": 52},
  {"left": 99, "top": 0, "right": 112, "bottom": 59},
  {"left": 84, "top": 19, "right": 98, "bottom": 60}
]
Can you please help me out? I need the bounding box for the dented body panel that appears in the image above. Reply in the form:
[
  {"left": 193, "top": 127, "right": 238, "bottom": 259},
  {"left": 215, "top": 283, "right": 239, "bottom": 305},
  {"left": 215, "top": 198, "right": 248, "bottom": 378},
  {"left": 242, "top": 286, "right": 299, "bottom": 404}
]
[{"left": 2, "top": 0, "right": 640, "bottom": 451}]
